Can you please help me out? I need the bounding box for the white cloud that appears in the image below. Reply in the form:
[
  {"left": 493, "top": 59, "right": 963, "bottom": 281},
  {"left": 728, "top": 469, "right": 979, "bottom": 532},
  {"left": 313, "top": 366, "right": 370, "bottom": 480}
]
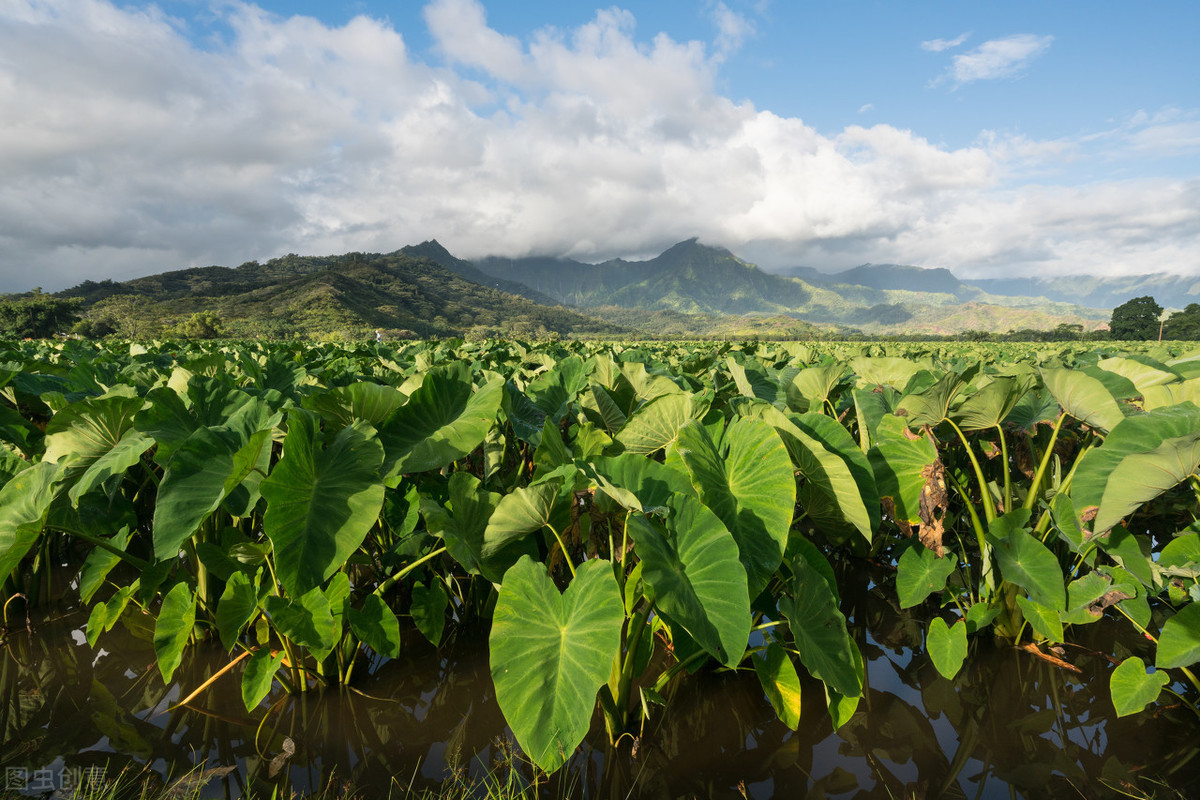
[
  {"left": 920, "top": 31, "right": 970, "bottom": 52},
  {"left": 858, "top": 103, "right": 874, "bottom": 114},
  {"left": 939, "top": 33, "right": 1053, "bottom": 86},
  {"left": 0, "top": 0, "right": 1195, "bottom": 292},
  {"left": 706, "top": 1, "right": 755, "bottom": 62}
]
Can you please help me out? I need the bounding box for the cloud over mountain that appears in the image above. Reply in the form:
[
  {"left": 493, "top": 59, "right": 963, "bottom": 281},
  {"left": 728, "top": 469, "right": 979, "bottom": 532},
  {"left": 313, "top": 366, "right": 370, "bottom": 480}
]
[{"left": 0, "top": 0, "right": 1197, "bottom": 292}]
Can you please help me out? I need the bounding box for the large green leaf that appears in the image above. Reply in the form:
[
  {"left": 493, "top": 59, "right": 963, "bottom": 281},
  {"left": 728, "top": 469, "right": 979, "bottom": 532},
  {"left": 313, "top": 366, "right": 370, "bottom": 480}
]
[
  {"left": 482, "top": 479, "right": 569, "bottom": 559},
  {"left": 1096, "top": 356, "right": 1180, "bottom": 394},
  {"left": 242, "top": 649, "right": 286, "bottom": 712},
  {"left": 348, "top": 594, "right": 402, "bottom": 658},
  {"left": 895, "top": 371, "right": 964, "bottom": 427},
  {"left": 749, "top": 404, "right": 876, "bottom": 542},
  {"left": 986, "top": 510, "right": 1066, "bottom": 610},
  {"left": 306, "top": 382, "right": 408, "bottom": 431},
  {"left": 152, "top": 427, "right": 235, "bottom": 560},
  {"left": 753, "top": 642, "right": 803, "bottom": 729},
  {"left": 950, "top": 376, "right": 1024, "bottom": 431},
  {"left": 378, "top": 363, "right": 503, "bottom": 476},
  {"left": 261, "top": 412, "right": 386, "bottom": 597},
  {"left": 896, "top": 543, "right": 957, "bottom": 609},
  {"left": 422, "top": 471, "right": 524, "bottom": 583},
  {"left": 787, "top": 364, "right": 847, "bottom": 414},
  {"left": 781, "top": 553, "right": 862, "bottom": 697},
  {"left": 43, "top": 395, "right": 151, "bottom": 504},
  {"left": 926, "top": 617, "right": 968, "bottom": 680},
  {"left": 265, "top": 588, "right": 339, "bottom": 661},
  {"left": 675, "top": 417, "right": 794, "bottom": 596},
  {"left": 1071, "top": 403, "right": 1200, "bottom": 536},
  {"left": 216, "top": 570, "right": 260, "bottom": 651},
  {"left": 1157, "top": 603, "right": 1200, "bottom": 669},
  {"left": 1040, "top": 367, "right": 1124, "bottom": 433},
  {"left": 615, "top": 392, "right": 708, "bottom": 455},
  {"left": 626, "top": 498, "right": 751, "bottom": 667},
  {"left": 0, "top": 460, "right": 61, "bottom": 578},
  {"left": 154, "top": 582, "right": 197, "bottom": 683},
  {"left": 489, "top": 557, "right": 623, "bottom": 773},
  {"left": 851, "top": 356, "right": 922, "bottom": 391},
  {"left": 869, "top": 415, "right": 938, "bottom": 525},
  {"left": 1110, "top": 656, "right": 1169, "bottom": 717}
]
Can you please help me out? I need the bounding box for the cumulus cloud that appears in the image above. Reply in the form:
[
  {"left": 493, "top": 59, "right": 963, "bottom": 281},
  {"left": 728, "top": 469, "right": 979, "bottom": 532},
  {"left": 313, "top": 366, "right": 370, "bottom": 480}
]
[
  {"left": 920, "top": 32, "right": 970, "bottom": 52},
  {"left": 936, "top": 33, "right": 1054, "bottom": 86},
  {"left": 0, "top": 0, "right": 1196, "bottom": 292}
]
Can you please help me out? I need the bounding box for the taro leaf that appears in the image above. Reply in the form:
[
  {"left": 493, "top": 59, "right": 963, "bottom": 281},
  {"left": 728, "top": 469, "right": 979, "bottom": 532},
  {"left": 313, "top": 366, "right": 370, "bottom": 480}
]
[
  {"left": 265, "top": 589, "right": 339, "bottom": 661},
  {"left": 626, "top": 498, "right": 751, "bottom": 667},
  {"left": 0, "top": 404, "right": 41, "bottom": 457},
  {"left": 791, "top": 412, "right": 881, "bottom": 534},
  {"left": 1051, "top": 492, "right": 1091, "bottom": 562},
  {"left": 895, "top": 371, "right": 964, "bottom": 427},
  {"left": 242, "top": 649, "right": 286, "bottom": 712},
  {"left": 378, "top": 364, "right": 503, "bottom": 476},
  {"left": 1156, "top": 603, "right": 1200, "bottom": 669},
  {"left": 896, "top": 543, "right": 956, "bottom": 609},
  {"left": 504, "top": 383, "right": 547, "bottom": 446},
  {"left": 1110, "top": 656, "right": 1169, "bottom": 717},
  {"left": 1095, "top": 526, "right": 1155, "bottom": 589},
  {"left": 154, "top": 582, "right": 197, "bottom": 683},
  {"left": 78, "top": 528, "right": 129, "bottom": 605},
  {"left": 787, "top": 363, "right": 848, "bottom": 414},
  {"left": 1071, "top": 403, "right": 1200, "bottom": 536},
  {"left": 615, "top": 392, "right": 708, "bottom": 455},
  {"left": 0, "top": 460, "right": 61, "bottom": 579},
  {"left": 675, "top": 417, "right": 794, "bottom": 597},
  {"left": 411, "top": 580, "right": 448, "bottom": 647},
  {"left": 986, "top": 511, "right": 1066, "bottom": 611},
  {"left": 1062, "top": 572, "right": 1118, "bottom": 626},
  {"left": 261, "top": 413, "right": 385, "bottom": 598},
  {"left": 482, "top": 479, "right": 569, "bottom": 559},
  {"left": 749, "top": 404, "right": 876, "bottom": 542},
  {"left": 1016, "top": 596, "right": 1064, "bottom": 643},
  {"left": 781, "top": 552, "right": 862, "bottom": 698},
  {"left": 306, "top": 382, "right": 407, "bottom": 431},
  {"left": 588, "top": 453, "right": 693, "bottom": 515},
  {"left": 852, "top": 387, "right": 894, "bottom": 451},
  {"left": 87, "top": 583, "right": 137, "bottom": 648},
  {"left": 421, "top": 471, "right": 523, "bottom": 583},
  {"left": 869, "top": 415, "right": 938, "bottom": 525},
  {"left": 1160, "top": 532, "right": 1200, "bottom": 575},
  {"left": 1005, "top": 388, "right": 1060, "bottom": 432},
  {"left": 753, "top": 641, "right": 803, "bottom": 729},
  {"left": 348, "top": 594, "right": 402, "bottom": 659},
  {"left": 584, "top": 383, "right": 628, "bottom": 434},
  {"left": 926, "top": 617, "right": 968, "bottom": 680},
  {"left": 964, "top": 602, "right": 1001, "bottom": 634},
  {"left": 1143, "top": 378, "right": 1200, "bottom": 411},
  {"left": 1039, "top": 367, "right": 1124, "bottom": 433},
  {"left": 725, "top": 357, "right": 787, "bottom": 407},
  {"left": 42, "top": 395, "right": 148, "bottom": 488},
  {"left": 950, "top": 376, "right": 1023, "bottom": 431},
  {"left": 489, "top": 556, "right": 623, "bottom": 773},
  {"left": 851, "top": 356, "right": 922, "bottom": 391},
  {"left": 153, "top": 427, "right": 235, "bottom": 560},
  {"left": 1096, "top": 356, "right": 1180, "bottom": 394},
  {"left": 216, "top": 570, "right": 260, "bottom": 651}
]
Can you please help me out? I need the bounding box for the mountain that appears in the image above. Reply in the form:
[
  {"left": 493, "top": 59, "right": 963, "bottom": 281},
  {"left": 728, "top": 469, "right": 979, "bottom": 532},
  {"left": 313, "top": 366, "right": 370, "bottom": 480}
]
[
  {"left": 471, "top": 241, "right": 1109, "bottom": 334},
  {"left": 61, "top": 251, "right": 629, "bottom": 339},
  {"left": 476, "top": 238, "right": 816, "bottom": 315},
  {"left": 962, "top": 274, "right": 1200, "bottom": 310},
  {"left": 400, "top": 240, "right": 562, "bottom": 306}
]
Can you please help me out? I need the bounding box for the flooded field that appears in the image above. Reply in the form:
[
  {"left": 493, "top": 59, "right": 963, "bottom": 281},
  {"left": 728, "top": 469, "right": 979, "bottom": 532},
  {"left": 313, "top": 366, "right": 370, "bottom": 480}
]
[{"left": 4, "top": 561, "right": 1198, "bottom": 800}]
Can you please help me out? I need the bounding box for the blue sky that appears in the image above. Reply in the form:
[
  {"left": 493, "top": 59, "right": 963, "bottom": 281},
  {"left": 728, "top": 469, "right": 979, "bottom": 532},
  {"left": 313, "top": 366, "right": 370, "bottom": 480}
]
[{"left": 2, "top": 0, "right": 1198, "bottom": 290}]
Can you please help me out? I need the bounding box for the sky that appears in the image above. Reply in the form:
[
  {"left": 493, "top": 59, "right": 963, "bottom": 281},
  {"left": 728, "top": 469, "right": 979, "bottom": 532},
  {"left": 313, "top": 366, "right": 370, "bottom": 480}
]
[{"left": 2, "top": 0, "right": 1199, "bottom": 291}]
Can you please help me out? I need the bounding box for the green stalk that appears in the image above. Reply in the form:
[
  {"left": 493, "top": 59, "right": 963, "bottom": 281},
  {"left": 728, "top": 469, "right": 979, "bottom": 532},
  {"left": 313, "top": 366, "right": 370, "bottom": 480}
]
[
  {"left": 546, "top": 523, "right": 576, "bottom": 579},
  {"left": 372, "top": 546, "right": 447, "bottom": 596},
  {"left": 1024, "top": 413, "right": 1066, "bottom": 511},
  {"left": 995, "top": 424, "right": 1013, "bottom": 514},
  {"left": 948, "top": 470, "right": 994, "bottom": 598},
  {"left": 947, "top": 418, "right": 996, "bottom": 523},
  {"left": 613, "top": 603, "right": 652, "bottom": 730}
]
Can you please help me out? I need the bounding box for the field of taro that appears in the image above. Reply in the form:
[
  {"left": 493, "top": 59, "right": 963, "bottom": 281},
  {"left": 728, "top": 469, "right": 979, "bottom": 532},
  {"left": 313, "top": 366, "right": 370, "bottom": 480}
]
[{"left": 3, "top": 337, "right": 1200, "bottom": 795}]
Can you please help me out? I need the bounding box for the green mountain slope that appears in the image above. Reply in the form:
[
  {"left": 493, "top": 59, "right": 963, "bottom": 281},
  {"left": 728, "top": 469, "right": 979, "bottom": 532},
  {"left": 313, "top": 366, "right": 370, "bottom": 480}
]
[{"left": 61, "top": 251, "right": 629, "bottom": 339}]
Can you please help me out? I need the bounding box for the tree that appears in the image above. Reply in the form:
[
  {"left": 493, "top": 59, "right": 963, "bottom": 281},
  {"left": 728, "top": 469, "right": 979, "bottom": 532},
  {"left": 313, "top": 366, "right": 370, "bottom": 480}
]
[
  {"left": 1109, "top": 295, "right": 1162, "bottom": 340},
  {"left": 0, "top": 292, "right": 81, "bottom": 338},
  {"left": 179, "top": 311, "right": 226, "bottom": 339},
  {"left": 1163, "top": 303, "right": 1200, "bottom": 340}
]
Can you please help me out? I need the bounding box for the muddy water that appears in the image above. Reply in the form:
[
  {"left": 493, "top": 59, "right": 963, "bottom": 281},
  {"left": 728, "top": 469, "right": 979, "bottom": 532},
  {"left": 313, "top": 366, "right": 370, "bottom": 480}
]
[{"left": 3, "top": 567, "right": 1199, "bottom": 799}]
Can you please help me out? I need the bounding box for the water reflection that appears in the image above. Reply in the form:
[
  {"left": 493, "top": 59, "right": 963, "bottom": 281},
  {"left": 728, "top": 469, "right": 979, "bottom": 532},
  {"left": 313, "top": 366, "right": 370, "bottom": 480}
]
[{"left": 3, "top": 566, "right": 1199, "bottom": 799}]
